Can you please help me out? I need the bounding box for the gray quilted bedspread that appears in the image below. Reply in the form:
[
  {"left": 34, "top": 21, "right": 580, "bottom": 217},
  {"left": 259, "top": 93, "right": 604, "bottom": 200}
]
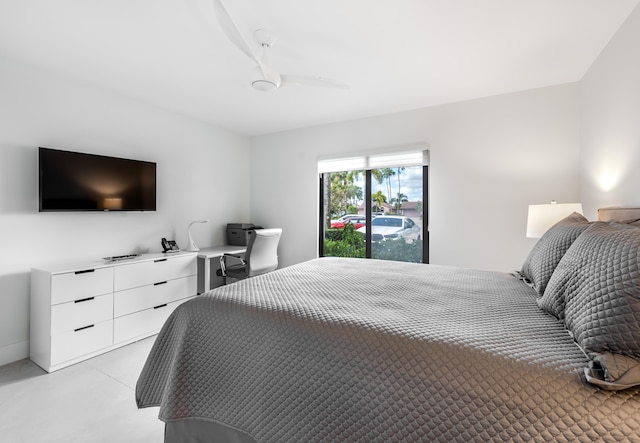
[{"left": 136, "top": 257, "right": 640, "bottom": 442}]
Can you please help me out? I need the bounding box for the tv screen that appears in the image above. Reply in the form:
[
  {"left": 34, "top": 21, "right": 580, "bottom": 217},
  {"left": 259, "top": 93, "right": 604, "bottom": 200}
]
[{"left": 39, "top": 147, "right": 156, "bottom": 212}]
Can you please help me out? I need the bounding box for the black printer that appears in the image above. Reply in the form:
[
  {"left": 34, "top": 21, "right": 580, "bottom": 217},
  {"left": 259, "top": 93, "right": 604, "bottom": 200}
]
[{"left": 226, "top": 223, "right": 263, "bottom": 246}]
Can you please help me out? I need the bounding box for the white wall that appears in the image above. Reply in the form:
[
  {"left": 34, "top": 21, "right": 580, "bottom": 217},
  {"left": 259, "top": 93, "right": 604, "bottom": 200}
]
[
  {"left": 0, "top": 56, "right": 251, "bottom": 366},
  {"left": 580, "top": 4, "right": 640, "bottom": 218},
  {"left": 251, "top": 83, "right": 581, "bottom": 271}
]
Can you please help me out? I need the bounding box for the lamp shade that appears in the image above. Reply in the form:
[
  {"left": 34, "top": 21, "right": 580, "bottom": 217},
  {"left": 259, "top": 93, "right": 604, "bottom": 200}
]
[{"left": 526, "top": 202, "right": 583, "bottom": 238}]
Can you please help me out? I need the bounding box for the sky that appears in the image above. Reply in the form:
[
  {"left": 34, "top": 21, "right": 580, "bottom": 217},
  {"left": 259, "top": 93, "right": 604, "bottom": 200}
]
[{"left": 356, "top": 166, "right": 424, "bottom": 203}]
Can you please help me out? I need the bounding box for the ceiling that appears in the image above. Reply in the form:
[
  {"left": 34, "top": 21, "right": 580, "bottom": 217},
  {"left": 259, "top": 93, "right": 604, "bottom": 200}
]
[{"left": 0, "top": 0, "right": 638, "bottom": 136}]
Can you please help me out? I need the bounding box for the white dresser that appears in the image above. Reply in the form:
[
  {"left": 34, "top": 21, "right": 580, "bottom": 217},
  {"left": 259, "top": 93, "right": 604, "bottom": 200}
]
[{"left": 30, "top": 251, "right": 197, "bottom": 372}]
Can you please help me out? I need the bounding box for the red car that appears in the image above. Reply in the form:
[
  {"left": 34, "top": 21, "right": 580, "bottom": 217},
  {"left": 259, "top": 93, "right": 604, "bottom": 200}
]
[{"left": 330, "top": 215, "right": 366, "bottom": 230}]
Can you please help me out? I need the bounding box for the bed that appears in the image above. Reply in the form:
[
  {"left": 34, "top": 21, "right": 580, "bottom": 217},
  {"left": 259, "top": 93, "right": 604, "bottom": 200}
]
[{"left": 136, "top": 207, "right": 640, "bottom": 442}]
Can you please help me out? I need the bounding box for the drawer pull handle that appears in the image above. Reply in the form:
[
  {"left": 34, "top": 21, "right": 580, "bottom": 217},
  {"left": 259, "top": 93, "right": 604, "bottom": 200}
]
[
  {"left": 154, "top": 304, "right": 168, "bottom": 309},
  {"left": 74, "top": 324, "right": 95, "bottom": 332},
  {"left": 154, "top": 258, "right": 168, "bottom": 263},
  {"left": 74, "top": 297, "right": 95, "bottom": 304},
  {"left": 154, "top": 281, "right": 168, "bottom": 286},
  {"left": 75, "top": 269, "right": 96, "bottom": 275}
]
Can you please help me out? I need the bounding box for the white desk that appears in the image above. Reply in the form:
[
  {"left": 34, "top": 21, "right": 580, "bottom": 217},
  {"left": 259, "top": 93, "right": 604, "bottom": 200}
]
[{"left": 197, "top": 245, "right": 247, "bottom": 293}]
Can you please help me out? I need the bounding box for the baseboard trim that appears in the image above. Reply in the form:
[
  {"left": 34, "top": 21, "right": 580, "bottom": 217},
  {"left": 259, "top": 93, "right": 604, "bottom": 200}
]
[{"left": 0, "top": 341, "right": 29, "bottom": 367}]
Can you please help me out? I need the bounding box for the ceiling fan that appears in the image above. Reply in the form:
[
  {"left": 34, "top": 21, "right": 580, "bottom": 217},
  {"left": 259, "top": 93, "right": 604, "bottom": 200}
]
[{"left": 211, "top": 0, "right": 349, "bottom": 92}]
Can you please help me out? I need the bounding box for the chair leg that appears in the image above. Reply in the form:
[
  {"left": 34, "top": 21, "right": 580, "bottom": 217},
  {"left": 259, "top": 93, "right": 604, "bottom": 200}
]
[{"left": 218, "top": 255, "right": 228, "bottom": 286}]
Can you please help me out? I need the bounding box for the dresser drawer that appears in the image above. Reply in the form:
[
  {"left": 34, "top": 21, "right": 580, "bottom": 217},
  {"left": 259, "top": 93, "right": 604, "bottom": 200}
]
[
  {"left": 114, "top": 255, "right": 196, "bottom": 291},
  {"left": 114, "top": 276, "right": 196, "bottom": 317},
  {"left": 51, "top": 293, "right": 114, "bottom": 334},
  {"left": 51, "top": 320, "right": 113, "bottom": 366},
  {"left": 113, "top": 298, "right": 193, "bottom": 344},
  {"left": 51, "top": 267, "right": 113, "bottom": 305}
]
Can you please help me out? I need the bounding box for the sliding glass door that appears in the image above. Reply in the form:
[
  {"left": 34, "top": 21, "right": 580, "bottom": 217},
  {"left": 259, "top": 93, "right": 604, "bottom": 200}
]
[
  {"left": 321, "top": 170, "right": 367, "bottom": 259},
  {"left": 319, "top": 149, "right": 429, "bottom": 264},
  {"left": 370, "top": 165, "right": 424, "bottom": 262}
]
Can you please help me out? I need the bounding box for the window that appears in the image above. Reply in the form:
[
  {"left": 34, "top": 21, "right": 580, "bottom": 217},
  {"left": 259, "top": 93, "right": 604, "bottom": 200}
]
[{"left": 318, "top": 147, "right": 429, "bottom": 264}]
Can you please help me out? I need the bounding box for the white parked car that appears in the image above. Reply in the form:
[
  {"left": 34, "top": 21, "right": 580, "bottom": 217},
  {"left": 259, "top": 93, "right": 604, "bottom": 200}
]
[{"left": 356, "top": 215, "right": 421, "bottom": 242}]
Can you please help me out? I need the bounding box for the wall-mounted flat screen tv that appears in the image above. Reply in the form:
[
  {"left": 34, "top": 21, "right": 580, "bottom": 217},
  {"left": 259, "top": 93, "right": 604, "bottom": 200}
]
[{"left": 39, "top": 147, "right": 156, "bottom": 212}]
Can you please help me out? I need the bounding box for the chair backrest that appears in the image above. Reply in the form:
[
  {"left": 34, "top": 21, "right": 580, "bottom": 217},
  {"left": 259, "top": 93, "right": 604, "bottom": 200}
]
[{"left": 245, "top": 228, "right": 282, "bottom": 277}]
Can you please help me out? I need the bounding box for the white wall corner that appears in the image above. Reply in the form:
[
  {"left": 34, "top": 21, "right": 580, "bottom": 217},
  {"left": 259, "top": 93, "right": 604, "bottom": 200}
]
[{"left": 0, "top": 341, "right": 29, "bottom": 368}]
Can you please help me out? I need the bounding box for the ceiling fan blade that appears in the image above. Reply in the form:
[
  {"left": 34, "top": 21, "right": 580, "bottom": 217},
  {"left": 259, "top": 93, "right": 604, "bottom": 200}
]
[
  {"left": 211, "top": 0, "right": 267, "bottom": 74},
  {"left": 281, "top": 75, "right": 350, "bottom": 90},
  {"left": 211, "top": 1, "right": 341, "bottom": 93}
]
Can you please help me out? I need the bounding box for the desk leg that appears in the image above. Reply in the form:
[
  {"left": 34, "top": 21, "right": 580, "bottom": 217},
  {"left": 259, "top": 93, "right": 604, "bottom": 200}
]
[{"left": 203, "top": 257, "right": 211, "bottom": 294}]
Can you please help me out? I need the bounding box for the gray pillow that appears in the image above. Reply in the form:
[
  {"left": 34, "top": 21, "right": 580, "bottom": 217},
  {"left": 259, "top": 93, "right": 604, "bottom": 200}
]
[
  {"left": 520, "top": 212, "right": 589, "bottom": 297},
  {"left": 542, "top": 221, "right": 640, "bottom": 390}
]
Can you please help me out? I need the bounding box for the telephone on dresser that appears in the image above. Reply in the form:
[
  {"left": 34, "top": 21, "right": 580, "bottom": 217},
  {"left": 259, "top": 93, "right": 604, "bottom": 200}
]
[{"left": 161, "top": 238, "right": 180, "bottom": 253}]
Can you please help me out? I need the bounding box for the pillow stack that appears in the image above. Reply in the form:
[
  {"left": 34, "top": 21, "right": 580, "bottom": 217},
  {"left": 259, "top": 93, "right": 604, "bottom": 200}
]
[
  {"left": 520, "top": 212, "right": 590, "bottom": 296},
  {"left": 524, "top": 214, "right": 640, "bottom": 390}
]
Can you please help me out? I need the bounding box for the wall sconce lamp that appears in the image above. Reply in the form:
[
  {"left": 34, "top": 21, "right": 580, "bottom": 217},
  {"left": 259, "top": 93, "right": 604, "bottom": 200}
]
[
  {"left": 186, "top": 220, "right": 209, "bottom": 251},
  {"left": 526, "top": 200, "right": 583, "bottom": 238}
]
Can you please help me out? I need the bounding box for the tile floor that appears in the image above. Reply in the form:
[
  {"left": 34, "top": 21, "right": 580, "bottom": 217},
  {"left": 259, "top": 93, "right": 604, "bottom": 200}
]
[{"left": 0, "top": 337, "right": 164, "bottom": 443}]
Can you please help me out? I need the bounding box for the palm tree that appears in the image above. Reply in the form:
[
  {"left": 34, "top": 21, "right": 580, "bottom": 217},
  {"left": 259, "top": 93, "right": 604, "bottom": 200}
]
[
  {"left": 371, "top": 169, "right": 383, "bottom": 185},
  {"left": 347, "top": 184, "right": 363, "bottom": 208},
  {"left": 395, "top": 167, "right": 405, "bottom": 202},
  {"left": 345, "top": 170, "right": 364, "bottom": 209},
  {"left": 381, "top": 168, "right": 395, "bottom": 202},
  {"left": 346, "top": 170, "right": 362, "bottom": 184},
  {"left": 390, "top": 192, "right": 408, "bottom": 214},
  {"left": 371, "top": 190, "right": 386, "bottom": 213},
  {"left": 371, "top": 168, "right": 395, "bottom": 202}
]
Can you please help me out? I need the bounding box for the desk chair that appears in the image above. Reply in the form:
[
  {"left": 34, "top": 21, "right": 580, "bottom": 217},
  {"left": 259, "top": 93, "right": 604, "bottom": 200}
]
[{"left": 218, "top": 228, "right": 282, "bottom": 284}]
